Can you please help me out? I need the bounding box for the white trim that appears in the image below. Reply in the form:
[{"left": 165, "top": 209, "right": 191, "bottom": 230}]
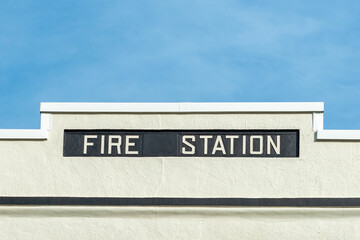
[
  {"left": 0, "top": 113, "right": 50, "bottom": 140},
  {"left": 312, "top": 112, "right": 324, "bottom": 131},
  {"left": 3, "top": 102, "right": 360, "bottom": 141},
  {"left": 40, "top": 102, "right": 324, "bottom": 113},
  {"left": 0, "top": 129, "right": 47, "bottom": 140},
  {"left": 40, "top": 113, "right": 51, "bottom": 131},
  {"left": 316, "top": 130, "right": 360, "bottom": 140},
  {"left": 312, "top": 113, "right": 360, "bottom": 140}
]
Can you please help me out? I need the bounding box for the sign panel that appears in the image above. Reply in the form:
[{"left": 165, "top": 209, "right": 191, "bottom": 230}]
[{"left": 64, "top": 130, "right": 299, "bottom": 157}]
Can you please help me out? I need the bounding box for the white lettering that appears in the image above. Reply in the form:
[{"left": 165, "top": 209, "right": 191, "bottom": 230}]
[
  {"left": 250, "top": 136, "right": 263, "bottom": 154},
  {"left": 100, "top": 135, "right": 105, "bottom": 155},
  {"left": 242, "top": 135, "right": 246, "bottom": 154},
  {"left": 226, "top": 135, "right": 239, "bottom": 155},
  {"left": 108, "top": 135, "right": 122, "bottom": 154},
  {"left": 200, "top": 135, "right": 213, "bottom": 154},
  {"left": 83, "top": 135, "right": 97, "bottom": 154},
  {"left": 182, "top": 135, "right": 195, "bottom": 154},
  {"left": 212, "top": 136, "right": 226, "bottom": 154},
  {"left": 125, "top": 135, "right": 139, "bottom": 154},
  {"left": 267, "top": 135, "right": 280, "bottom": 155}
]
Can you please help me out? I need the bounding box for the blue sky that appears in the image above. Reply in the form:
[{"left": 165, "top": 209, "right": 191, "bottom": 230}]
[{"left": 0, "top": 0, "right": 359, "bottom": 129}]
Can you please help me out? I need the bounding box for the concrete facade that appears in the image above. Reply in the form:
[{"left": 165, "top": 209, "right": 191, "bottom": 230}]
[{"left": 1, "top": 102, "right": 360, "bottom": 239}]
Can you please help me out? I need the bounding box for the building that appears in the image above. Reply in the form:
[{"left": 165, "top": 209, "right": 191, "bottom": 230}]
[{"left": 1, "top": 102, "right": 360, "bottom": 239}]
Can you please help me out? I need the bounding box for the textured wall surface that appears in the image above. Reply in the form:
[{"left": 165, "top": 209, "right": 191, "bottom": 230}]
[{"left": 1, "top": 112, "right": 360, "bottom": 239}]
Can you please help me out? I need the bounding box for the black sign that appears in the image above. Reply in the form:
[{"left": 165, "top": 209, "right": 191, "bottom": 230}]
[{"left": 63, "top": 130, "right": 299, "bottom": 157}]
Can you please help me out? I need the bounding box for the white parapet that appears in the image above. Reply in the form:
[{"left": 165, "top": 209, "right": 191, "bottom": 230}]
[
  {"left": 316, "top": 130, "right": 360, "bottom": 140},
  {"left": 1, "top": 102, "right": 360, "bottom": 140},
  {"left": 40, "top": 102, "right": 324, "bottom": 113},
  {"left": 0, "top": 113, "right": 50, "bottom": 140}
]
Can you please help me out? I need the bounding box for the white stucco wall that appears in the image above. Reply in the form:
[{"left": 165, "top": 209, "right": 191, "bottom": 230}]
[
  {"left": 1, "top": 207, "right": 360, "bottom": 240},
  {"left": 1, "top": 103, "right": 360, "bottom": 239}
]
